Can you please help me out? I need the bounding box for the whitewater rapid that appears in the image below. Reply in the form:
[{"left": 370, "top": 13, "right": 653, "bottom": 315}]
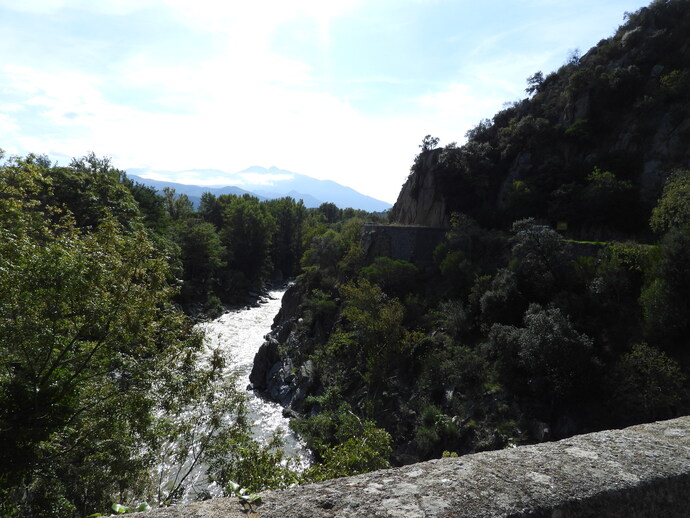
[
  {"left": 198, "top": 289, "right": 310, "bottom": 463},
  {"left": 156, "top": 289, "right": 310, "bottom": 503}
]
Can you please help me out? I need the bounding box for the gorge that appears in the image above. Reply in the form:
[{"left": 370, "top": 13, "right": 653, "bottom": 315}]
[{"left": 2, "top": 1, "right": 690, "bottom": 516}]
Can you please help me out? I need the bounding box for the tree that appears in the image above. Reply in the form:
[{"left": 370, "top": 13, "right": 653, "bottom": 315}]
[
  {"left": 502, "top": 180, "right": 538, "bottom": 222},
  {"left": 265, "top": 197, "right": 306, "bottom": 278},
  {"left": 580, "top": 168, "right": 638, "bottom": 234},
  {"left": 516, "top": 304, "right": 597, "bottom": 404},
  {"left": 46, "top": 154, "right": 140, "bottom": 230},
  {"left": 162, "top": 187, "right": 194, "bottom": 221},
  {"left": 525, "top": 71, "right": 544, "bottom": 95},
  {"left": 567, "top": 48, "right": 581, "bottom": 67},
  {"left": 291, "top": 399, "right": 391, "bottom": 482},
  {"left": 510, "top": 218, "right": 573, "bottom": 301},
  {"left": 586, "top": 242, "right": 649, "bottom": 352},
  {"left": 206, "top": 431, "right": 300, "bottom": 494},
  {"left": 479, "top": 268, "right": 525, "bottom": 326},
  {"left": 198, "top": 192, "right": 224, "bottom": 229},
  {"left": 0, "top": 156, "right": 250, "bottom": 516},
  {"left": 465, "top": 119, "right": 493, "bottom": 142},
  {"left": 219, "top": 195, "right": 276, "bottom": 293},
  {"left": 640, "top": 225, "right": 690, "bottom": 349},
  {"left": 123, "top": 179, "right": 168, "bottom": 232},
  {"left": 316, "top": 202, "right": 340, "bottom": 224},
  {"left": 419, "top": 135, "right": 440, "bottom": 152},
  {"left": 301, "top": 229, "right": 345, "bottom": 276},
  {"left": 360, "top": 257, "right": 419, "bottom": 298},
  {"left": 650, "top": 169, "right": 690, "bottom": 234},
  {"left": 484, "top": 304, "right": 598, "bottom": 407},
  {"left": 338, "top": 280, "right": 405, "bottom": 385},
  {"left": 613, "top": 343, "right": 687, "bottom": 423},
  {"left": 306, "top": 418, "right": 391, "bottom": 481},
  {"left": 178, "top": 219, "right": 226, "bottom": 304}
]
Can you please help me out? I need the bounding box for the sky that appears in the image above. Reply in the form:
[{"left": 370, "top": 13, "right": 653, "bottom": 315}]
[{"left": 0, "top": 0, "right": 652, "bottom": 203}]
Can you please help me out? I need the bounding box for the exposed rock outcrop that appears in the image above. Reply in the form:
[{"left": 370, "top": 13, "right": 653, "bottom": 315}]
[
  {"left": 389, "top": 150, "right": 448, "bottom": 227},
  {"left": 131, "top": 415, "right": 690, "bottom": 518},
  {"left": 249, "top": 283, "right": 320, "bottom": 413}
]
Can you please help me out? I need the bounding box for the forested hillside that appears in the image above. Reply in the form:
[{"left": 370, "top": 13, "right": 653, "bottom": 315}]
[
  {"left": 250, "top": 0, "right": 690, "bottom": 472},
  {"left": 392, "top": 0, "right": 690, "bottom": 238}
]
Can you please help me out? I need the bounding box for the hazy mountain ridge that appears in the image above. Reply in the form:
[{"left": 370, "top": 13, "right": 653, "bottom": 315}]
[
  {"left": 126, "top": 172, "right": 262, "bottom": 207},
  {"left": 127, "top": 166, "right": 392, "bottom": 212}
]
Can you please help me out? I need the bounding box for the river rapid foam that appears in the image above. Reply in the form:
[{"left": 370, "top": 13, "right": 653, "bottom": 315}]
[
  {"left": 198, "top": 289, "right": 310, "bottom": 464},
  {"left": 157, "top": 289, "right": 310, "bottom": 503}
]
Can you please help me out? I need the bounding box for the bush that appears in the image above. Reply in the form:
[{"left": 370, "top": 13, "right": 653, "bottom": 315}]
[
  {"left": 613, "top": 343, "right": 687, "bottom": 423},
  {"left": 305, "top": 421, "right": 391, "bottom": 481},
  {"left": 292, "top": 400, "right": 392, "bottom": 482},
  {"left": 360, "top": 257, "right": 419, "bottom": 298}
]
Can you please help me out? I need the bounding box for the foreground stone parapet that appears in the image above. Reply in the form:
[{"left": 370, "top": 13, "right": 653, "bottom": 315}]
[{"left": 134, "top": 416, "right": 690, "bottom": 518}]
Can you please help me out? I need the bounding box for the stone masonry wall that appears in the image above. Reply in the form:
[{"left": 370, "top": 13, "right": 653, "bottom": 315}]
[
  {"left": 133, "top": 416, "right": 690, "bottom": 518},
  {"left": 361, "top": 224, "right": 448, "bottom": 268}
]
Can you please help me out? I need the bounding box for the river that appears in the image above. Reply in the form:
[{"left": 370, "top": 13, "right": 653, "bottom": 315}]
[
  {"left": 157, "top": 288, "right": 310, "bottom": 502},
  {"left": 198, "top": 288, "right": 309, "bottom": 462}
]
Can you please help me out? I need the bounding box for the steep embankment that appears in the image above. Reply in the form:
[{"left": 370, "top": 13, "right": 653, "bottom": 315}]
[{"left": 391, "top": 0, "right": 690, "bottom": 235}]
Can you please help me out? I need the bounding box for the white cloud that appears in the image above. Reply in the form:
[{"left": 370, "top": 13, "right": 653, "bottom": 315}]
[
  {"left": 0, "top": 0, "right": 159, "bottom": 15},
  {"left": 415, "top": 81, "right": 508, "bottom": 142},
  {"left": 0, "top": 113, "right": 19, "bottom": 134},
  {"left": 158, "top": 0, "right": 363, "bottom": 35},
  {"left": 237, "top": 172, "right": 295, "bottom": 186},
  {"left": 4, "top": 65, "right": 108, "bottom": 128},
  {"left": 0, "top": 43, "right": 498, "bottom": 202},
  {"left": 0, "top": 0, "right": 651, "bottom": 204},
  {"left": 1, "top": 56, "right": 416, "bottom": 201}
]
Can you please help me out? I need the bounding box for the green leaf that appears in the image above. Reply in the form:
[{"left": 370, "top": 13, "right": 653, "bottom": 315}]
[
  {"left": 112, "top": 503, "right": 129, "bottom": 514},
  {"left": 137, "top": 502, "right": 151, "bottom": 512},
  {"left": 246, "top": 494, "right": 262, "bottom": 504}
]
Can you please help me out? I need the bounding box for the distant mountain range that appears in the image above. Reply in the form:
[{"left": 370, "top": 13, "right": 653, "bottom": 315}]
[{"left": 126, "top": 166, "right": 392, "bottom": 212}]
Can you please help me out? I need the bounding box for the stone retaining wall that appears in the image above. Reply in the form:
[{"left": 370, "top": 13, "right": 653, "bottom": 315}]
[
  {"left": 361, "top": 224, "right": 448, "bottom": 267},
  {"left": 133, "top": 416, "right": 690, "bottom": 518}
]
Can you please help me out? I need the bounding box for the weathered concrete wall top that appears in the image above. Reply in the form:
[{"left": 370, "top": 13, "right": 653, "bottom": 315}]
[{"left": 133, "top": 416, "right": 690, "bottom": 518}]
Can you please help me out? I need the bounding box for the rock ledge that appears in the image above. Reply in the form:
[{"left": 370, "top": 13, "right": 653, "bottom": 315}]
[{"left": 133, "top": 416, "right": 690, "bottom": 518}]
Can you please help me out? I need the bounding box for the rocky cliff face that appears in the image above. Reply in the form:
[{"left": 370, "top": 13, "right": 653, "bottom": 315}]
[
  {"left": 361, "top": 224, "right": 449, "bottom": 267},
  {"left": 389, "top": 150, "right": 448, "bottom": 227},
  {"left": 249, "top": 283, "right": 321, "bottom": 415}
]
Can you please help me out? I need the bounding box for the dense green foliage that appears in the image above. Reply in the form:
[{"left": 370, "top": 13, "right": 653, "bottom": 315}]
[
  {"left": 406, "top": 0, "right": 690, "bottom": 240},
  {"left": 0, "top": 148, "right": 391, "bottom": 515},
  {"left": 272, "top": 0, "right": 690, "bottom": 467},
  {"left": 284, "top": 210, "right": 689, "bottom": 466},
  {"left": 0, "top": 152, "right": 319, "bottom": 516},
  {"left": 171, "top": 189, "right": 382, "bottom": 314}
]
